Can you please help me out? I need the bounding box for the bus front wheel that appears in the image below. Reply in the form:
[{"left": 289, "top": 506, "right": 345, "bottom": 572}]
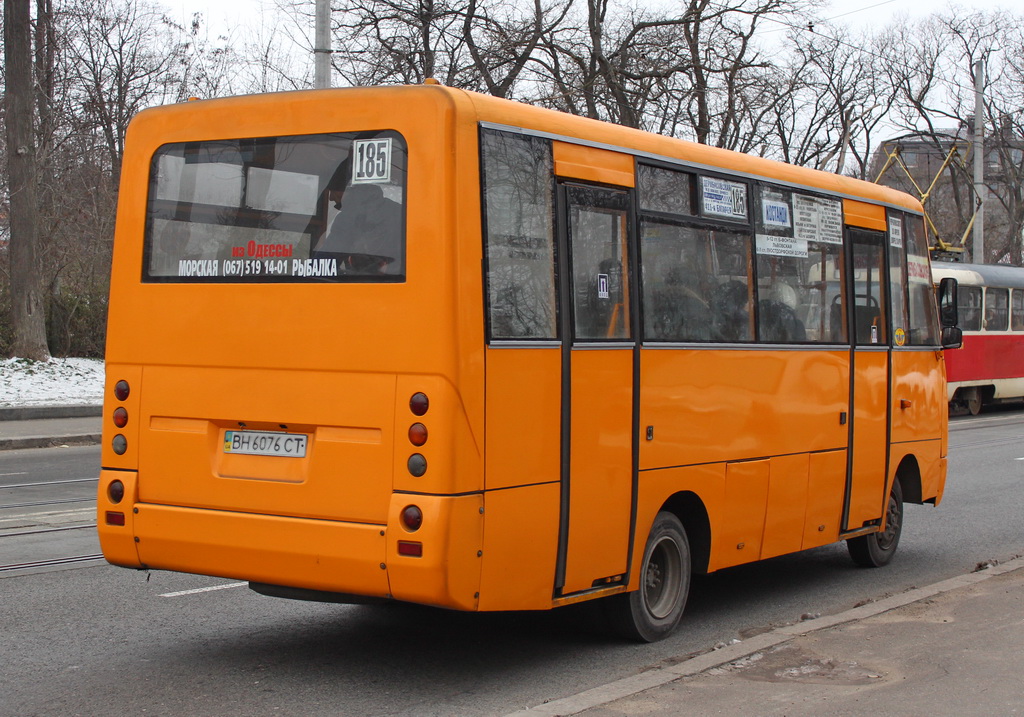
[
  {"left": 607, "top": 511, "right": 691, "bottom": 642},
  {"left": 847, "top": 479, "right": 903, "bottom": 568}
]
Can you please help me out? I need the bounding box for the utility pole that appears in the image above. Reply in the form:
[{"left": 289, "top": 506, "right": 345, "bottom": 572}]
[
  {"left": 972, "top": 57, "right": 985, "bottom": 263},
  {"left": 314, "top": 0, "right": 331, "bottom": 89}
]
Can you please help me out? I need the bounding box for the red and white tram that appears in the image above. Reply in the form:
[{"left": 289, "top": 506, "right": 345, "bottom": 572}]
[{"left": 932, "top": 261, "right": 1024, "bottom": 414}]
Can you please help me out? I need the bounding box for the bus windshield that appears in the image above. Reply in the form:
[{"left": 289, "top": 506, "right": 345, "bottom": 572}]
[{"left": 143, "top": 130, "right": 407, "bottom": 283}]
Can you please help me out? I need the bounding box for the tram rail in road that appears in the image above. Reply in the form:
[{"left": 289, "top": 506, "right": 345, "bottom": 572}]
[
  {"left": 0, "top": 553, "right": 104, "bottom": 573},
  {"left": 1, "top": 464, "right": 102, "bottom": 576}
]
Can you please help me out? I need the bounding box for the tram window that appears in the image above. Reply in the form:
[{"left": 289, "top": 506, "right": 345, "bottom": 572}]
[
  {"left": 638, "top": 165, "right": 694, "bottom": 216},
  {"left": 984, "top": 288, "right": 1009, "bottom": 331},
  {"left": 481, "top": 130, "right": 558, "bottom": 340},
  {"left": 904, "top": 216, "right": 940, "bottom": 344},
  {"left": 959, "top": 286, "right": 982, "bottom": 331},
  {"left": 641, "top": 220, "right": 753, "bottom": 342},
  {"left": 1012, "top": 290, "right": 1024, "bottom": 331}
]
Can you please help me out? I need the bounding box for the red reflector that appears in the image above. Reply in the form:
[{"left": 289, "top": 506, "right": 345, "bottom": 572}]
[
  {"left": 397, "top": 541, "right": 423, "bottom": 557},
  {"left": 105, "top": 511, "right": 126, "bottom": 526}
]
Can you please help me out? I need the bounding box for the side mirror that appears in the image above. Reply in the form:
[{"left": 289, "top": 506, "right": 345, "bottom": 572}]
[
  {"left": 938, "top": 277, "right": 959, "bottom": 328},
  {"left": 942, "top": 326, "right": 963, "bottom": 350}
]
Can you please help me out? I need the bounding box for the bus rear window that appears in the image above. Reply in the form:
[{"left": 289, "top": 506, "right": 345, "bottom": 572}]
[{"left": 143, "top": 131, "right": 407, "bottom": 283}]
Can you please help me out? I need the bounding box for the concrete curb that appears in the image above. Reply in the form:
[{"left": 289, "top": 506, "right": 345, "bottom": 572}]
[
  {"left": 506, "top": 555, "right": 1024, "bottom": 717},
  {"left": 0, "top": 433, "right": 103, "bottom": 451},
  {"left": 0, "top": 405, "right": 102, "bottom": 421}
]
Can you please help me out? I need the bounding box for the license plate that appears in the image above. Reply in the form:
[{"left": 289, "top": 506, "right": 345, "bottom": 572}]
[{"left": 223, "top": 430, "right": 308, "bottom": 458}]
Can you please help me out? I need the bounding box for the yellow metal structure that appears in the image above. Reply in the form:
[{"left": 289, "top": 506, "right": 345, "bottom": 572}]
[{"left": 874, "top": 140, "right": 970, "bottom": 259}]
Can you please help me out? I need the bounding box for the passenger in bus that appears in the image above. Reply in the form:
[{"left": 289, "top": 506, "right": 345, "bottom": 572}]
[
  {"left": 648, "top": 267, "right": 710, "bottom": 341},
  {"left": 759, "top": 283, "right": 806, "bottom": 342},
  {"left": 314, "top": 183, "right": 402, "bottom": 273},
  {"left": 709, "top": 280, "right": 751, "bottom": 341}
]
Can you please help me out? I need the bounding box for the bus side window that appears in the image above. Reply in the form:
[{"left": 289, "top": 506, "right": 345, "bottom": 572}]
[
  {"left": 640, "top": 221, "right": 712, "bottom": 342},
  {"left": 639, "top": 221, "right": 752, "bottom": 342},
  {"left": 480, "top": 130, "right": 557, "bottom": 340},
  {"left": 752, "top": 187, "right": 845, "bottom": 344},
  {"left": 755, "top": 243, "right": 841, "bottom": 343},
  {"left": 904, "top": 215, "right": 940, "bottom": 344}
]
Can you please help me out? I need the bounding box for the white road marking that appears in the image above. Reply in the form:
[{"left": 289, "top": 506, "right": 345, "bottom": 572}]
[
  {"left": 160, "top": 582, "right": 247, "bottom": 598},
  {"left": 0, "top": 507, "right": 95, "bottom": 524}
]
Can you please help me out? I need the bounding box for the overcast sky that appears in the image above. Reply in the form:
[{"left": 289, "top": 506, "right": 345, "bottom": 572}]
[
  {"left": 167, "top": 0, "right": 1014, "bottom": 39},
  {"left": 163, "top": 0, "right": 1014, "bottom": 79}
]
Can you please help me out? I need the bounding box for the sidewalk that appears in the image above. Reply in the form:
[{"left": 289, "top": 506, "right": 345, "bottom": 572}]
[
  {"left": 0, "top": 405, "right": 103, "bottom": 450},
  {"left": 511, "top": 556, "right": 1024, "bottom": 716}
]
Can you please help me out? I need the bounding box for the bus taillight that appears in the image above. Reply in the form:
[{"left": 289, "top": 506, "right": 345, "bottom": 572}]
[
  {"left": 112, "top": 407, "right": 128, "bottom": 428},
  {"left": 107, "top": 480, "right": 125, "bottom": 504},
  {"left": 408, "top": 422, "right": 427, "bottom": 446},
  {"left": 407, "top": 454, "right": 427, "bottom": 476},
  {"left": 409, "top": 392, "right": 429, "bottom": 416},
  {"left": 114, "top": 380, "right": 130, "bottom": 401},
  {"left": 400, "top": 505, "right": 423, "bottom": 531}
]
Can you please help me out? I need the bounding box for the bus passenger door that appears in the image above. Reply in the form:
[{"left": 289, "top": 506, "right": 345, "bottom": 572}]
[
  {"left": 845, "top": 228, "right": 891, "bottom": 531},
  {"left": 556, "top": 183, "right": 636, "bottom": 596}
]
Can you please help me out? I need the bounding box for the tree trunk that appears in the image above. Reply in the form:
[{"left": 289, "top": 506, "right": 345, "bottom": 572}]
[{"left": 4, "top": 0, "right": 51, "bottom": 360}]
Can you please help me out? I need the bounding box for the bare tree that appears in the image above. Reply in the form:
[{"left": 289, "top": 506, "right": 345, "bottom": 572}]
[
  {"left": 318, "top": 0, "right": 567, "bottom": 95},
  {"left": 762, "top": 27, "right": 892, "bottom": 177},
  {"left": 61, "top": 0, "right": 186, "bottom": 181},
  {"left": 4, "top": 0, "right": 50, "bottom": 359},
  {"left": 878, "top": 9, "right": 1024, "bottom": 263}
]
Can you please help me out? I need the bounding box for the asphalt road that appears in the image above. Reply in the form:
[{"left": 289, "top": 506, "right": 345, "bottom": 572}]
[{"left": 2, "top": 411, "right": 1022, "bottom": 716}]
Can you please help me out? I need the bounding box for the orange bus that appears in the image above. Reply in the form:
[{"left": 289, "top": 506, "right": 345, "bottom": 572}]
[{"left": 97, "top": 84, "right": 961, "bottom": 641}]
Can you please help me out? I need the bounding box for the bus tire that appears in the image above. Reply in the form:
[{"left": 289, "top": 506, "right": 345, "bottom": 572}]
[
  {"left": 607, "top": 511, "right": 691, "bottom": 642},
  {"left": 847, "top": 479, "right": 903, "bottom": 568}
]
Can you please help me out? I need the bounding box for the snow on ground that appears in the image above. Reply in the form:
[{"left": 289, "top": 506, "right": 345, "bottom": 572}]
[{"left": 0, "top": 358, "right": 104, "bottom": 407}]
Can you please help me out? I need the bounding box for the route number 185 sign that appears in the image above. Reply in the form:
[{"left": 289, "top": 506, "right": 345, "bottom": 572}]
[{"left": 352, "top": 138, "right": 392, "bottom": 184}]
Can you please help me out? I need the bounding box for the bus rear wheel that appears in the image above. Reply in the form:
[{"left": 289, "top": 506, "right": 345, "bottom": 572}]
[
  {"left": 847, "top": 479, "right": 903, "bottom": 568},
  {"left": 607, "top": 512, "right": 691, "bottom": 642}
]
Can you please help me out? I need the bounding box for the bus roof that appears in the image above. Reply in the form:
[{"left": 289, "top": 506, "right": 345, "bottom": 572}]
[
  {"left": 458, "top": 87, "right": 922, "bottom": 214},
  {"left": 131, "top": 84, "right": 922, "bottom": 214}
]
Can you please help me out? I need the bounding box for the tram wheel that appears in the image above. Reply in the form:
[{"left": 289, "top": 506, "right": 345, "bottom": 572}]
[
  {"left": 965, "top": 388, "right": 983, "bottom": 416},
  {"left": 606, "top": 511, "right": 691, "bottom": 642},
  {"left": 847, "top": 479, "right": 903, "bottom": 568}
]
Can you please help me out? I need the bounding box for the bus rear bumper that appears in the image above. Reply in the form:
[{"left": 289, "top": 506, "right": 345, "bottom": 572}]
[
  {"left": 130, "top": 503, "right": 391, "bottom": 597},
  {"left": 98, "top": 488, "right": 486, "bottom": 609}
]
